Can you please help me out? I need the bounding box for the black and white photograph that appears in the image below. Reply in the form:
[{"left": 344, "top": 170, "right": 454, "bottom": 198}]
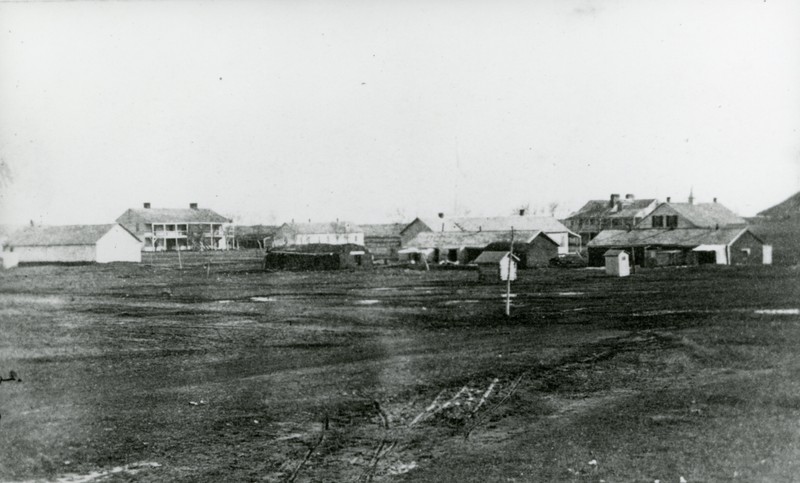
[{"left": 1, "top": 0, "right": 799, "bottom": 481}]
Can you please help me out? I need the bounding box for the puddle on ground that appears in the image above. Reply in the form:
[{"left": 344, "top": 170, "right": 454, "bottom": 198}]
[
  {"left": 755, "top": 309, "right": 799, "bottom": 315},
  {"left": 557, "top": 292, "right": 584, "bottom": 296},
  {"left": 56, "top": 462, "right": 162, "bottom": 483},
  {"left": 442, "top": 300, "right": 479, "bottom": 305},
  {"left": 355, "top": 300, "right": 380, "bottom": 305},
  {"left": 251, "top": 297, "right": 277, "bottom": 303}
]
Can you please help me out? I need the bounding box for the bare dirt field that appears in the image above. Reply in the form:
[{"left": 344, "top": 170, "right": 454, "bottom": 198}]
[{"left": 2, "top": 251, "right": 800, "bottom": 482}]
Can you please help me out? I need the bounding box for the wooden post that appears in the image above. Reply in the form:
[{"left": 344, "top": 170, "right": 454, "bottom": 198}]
[
  {"left": 177, "top": 244, "right": 182, "bottom": 269},
  {"left": 506, "top": 227, "right": 514, "bottom": 317}
]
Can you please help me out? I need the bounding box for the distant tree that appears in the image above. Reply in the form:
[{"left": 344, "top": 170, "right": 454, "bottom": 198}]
[{"left": 548, "top": 202, "right": 559, "bottom": 217}]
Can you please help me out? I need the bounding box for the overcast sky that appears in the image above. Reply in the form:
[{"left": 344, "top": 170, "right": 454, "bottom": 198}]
[{"left": 1, "top": 0, "right": 798, "bottom": 226}]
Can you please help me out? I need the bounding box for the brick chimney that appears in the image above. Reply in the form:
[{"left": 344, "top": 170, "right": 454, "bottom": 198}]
[
  {"left": 666, "top": 197, "right": 671, "bottom": 203},
  {"left": 438, "top": 212, "right": 444, "bottom": 218},
  {"left": 625, "top": 194, "right": 634, "bottom": 200},
  {"left": 143, "top": 202, "right": 151, "bottom": 209},
  {"left": 519, "top": 209, "right": 526, "bottom": 216},
  {"left": 189, "top": 203, "right": 198, "bottom": 210},
  {"left": 609, "top": 194, "right": 620, "bottom": 208},
  {"left": 713, "top": 197, "right": 717, "bottom": 203}
]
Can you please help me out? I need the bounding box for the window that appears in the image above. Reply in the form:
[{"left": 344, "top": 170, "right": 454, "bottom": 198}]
[
  {"left": 652, "top": 216, "right": 664, "bottom": 228},
  {"left": 666, "top": 215, "right": 678, "bottom": 228},
  {"left": 741, "top": 248, "right": 751, "bottom": 257}
]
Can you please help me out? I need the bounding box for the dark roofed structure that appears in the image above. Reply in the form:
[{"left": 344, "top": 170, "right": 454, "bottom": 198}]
[{"left": 264, "top": 243, "right": 372, "bottom": 271}]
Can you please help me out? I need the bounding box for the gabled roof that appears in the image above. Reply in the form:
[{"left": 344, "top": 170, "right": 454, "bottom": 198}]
[
  {"left": 406, "top": 230, "right": 540, "bottom": 249},
  {"left": 586, "top": 230, "right": 627, "bottom": 245},
  {"left": 587, "top": 227, "right": 751, "bottom": 248},
  {"left": 410, "top": 215, "right": 571, "bottom": 234},
  {"left": 662, "top": 202, "right": 746, "bottom": 228},
  {"left": 474, "top": 251, "right": 519, "bottom": 264},
  {"left": 361, "top": 223, "right": 405, "bottom": 238},
  {"left": 269, "top": 243, "right": 367, "bottom": 254},
  {"left": 758, "top": 191, "right": 800, "bottom": 218},
  {"left": 483, "top": 232, "right": 559, "bottom": 251},
  {"left": 411, "top": 217, "right": 464, "bottom": 233},
  {"left": 235, "top": 225, "right": 279, "bottom": 237},
  {"left": 8, "top": 224, "right": 138, "bottom": 247},
  {"left": 452, "top": 216, "right": 570, "bottom": 233},
  {"left": 566, "top": 199, "right": 657, "bottom": 219},
  {"left": 117, "top": 208, "right": 230, "bottom": 224},
  {"left": 279, "top": 221, "right": 363, "bottom": 235}
]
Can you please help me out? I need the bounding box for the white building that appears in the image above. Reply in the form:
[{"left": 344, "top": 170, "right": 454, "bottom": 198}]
[
  {"left": 271, "top": 221, "right": 364, "bottom": 248},
  {"left": 5, "top": 224, "right": 142, "bottom": 263}
]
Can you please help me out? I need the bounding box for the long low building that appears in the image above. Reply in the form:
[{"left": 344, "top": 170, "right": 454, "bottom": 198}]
[
  {"left": 401, "top": 230, "right": 541, "bottom": 265},
  {"left": 5, "top": 224, "right": 142, "bottom": 263},
  {"left": 587, "top": 227, "right": 770, "bottom": 267},
  {"left": 264, "top": 243, "right": 371, "bottom": 271}
]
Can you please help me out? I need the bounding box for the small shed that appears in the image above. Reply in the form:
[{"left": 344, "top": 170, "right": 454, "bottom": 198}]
[
  {"left": 475, "top": 251, "right": 519, "bottom": 283},
  {"left": 604, "top": 249, "right": 630, "bottom": 277},
  {"left": 482, "top": 232, "right": 560, "bottom": 268}
]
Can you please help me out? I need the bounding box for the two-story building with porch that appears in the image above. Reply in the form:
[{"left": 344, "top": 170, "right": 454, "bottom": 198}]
[{"left": 116, "top": 203, "right": 233, "bottom": 251}]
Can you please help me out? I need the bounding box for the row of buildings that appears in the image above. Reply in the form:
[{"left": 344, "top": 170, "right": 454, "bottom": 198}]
[{"left": 0, "top": 193, "right": 774, "bottom": 269}]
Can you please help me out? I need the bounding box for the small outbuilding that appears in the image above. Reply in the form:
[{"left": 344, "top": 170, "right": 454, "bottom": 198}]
[
  {"left": 482, "top": 231, "right": 560, "bottom": 268},
  {"left": 6, "top": 224, "right": 142, "bottom": 264},
  {"left": 475, "top": 251, "right": 519, "bottom": 283},
  {"left": 604, "top": 249, "right": 630, "bottom": 277}
]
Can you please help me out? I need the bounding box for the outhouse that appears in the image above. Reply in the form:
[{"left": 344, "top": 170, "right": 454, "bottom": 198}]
[
  {"left": 475, "top": 251, "right": 519, "bottom": 283},
  {"left": 604, "top": 249, "right": 630, "bottom": 277}
]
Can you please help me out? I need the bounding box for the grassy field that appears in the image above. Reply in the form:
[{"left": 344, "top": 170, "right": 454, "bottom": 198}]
[{"left": 1, "top": 251, "right": 800, "bottom": 482}]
